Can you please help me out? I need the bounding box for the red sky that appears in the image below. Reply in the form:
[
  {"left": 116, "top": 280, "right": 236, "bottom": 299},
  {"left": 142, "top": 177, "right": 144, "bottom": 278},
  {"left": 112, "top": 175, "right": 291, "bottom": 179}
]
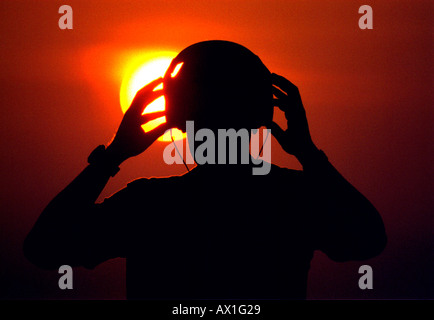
[{"left": 0, "top": 0, "right": 432, "bottom": 299}]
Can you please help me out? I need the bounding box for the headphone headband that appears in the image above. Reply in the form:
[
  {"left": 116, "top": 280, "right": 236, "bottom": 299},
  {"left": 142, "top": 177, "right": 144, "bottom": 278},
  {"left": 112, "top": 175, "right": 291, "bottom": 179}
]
[{"left": 164, "top": 41, "right": 273, "bottom": 132}]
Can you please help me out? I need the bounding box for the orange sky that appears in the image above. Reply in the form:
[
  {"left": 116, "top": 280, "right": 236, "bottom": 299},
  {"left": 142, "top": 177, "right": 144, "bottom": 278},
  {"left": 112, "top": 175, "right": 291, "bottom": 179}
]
[{"left": 0, "top": 0, "right": 432, "bottom": 299}]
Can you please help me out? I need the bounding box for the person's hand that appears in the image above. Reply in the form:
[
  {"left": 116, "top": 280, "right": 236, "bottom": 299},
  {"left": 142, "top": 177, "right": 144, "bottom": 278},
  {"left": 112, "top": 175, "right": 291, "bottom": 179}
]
[
  {"left": 267, "top": 73, "right": 318, "bottom": 160},
  {"left": 106, "top": 78, "right": 170, "bottom": 165}
]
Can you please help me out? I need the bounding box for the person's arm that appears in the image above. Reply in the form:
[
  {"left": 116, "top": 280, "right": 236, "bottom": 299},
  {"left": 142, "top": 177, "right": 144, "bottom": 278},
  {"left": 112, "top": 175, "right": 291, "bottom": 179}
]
[
  {"left": 24, "top": 78, "right": 169, "bottom": 269},
  {"left": 268, "top": 73, "right": 386, "bottom": 262}
]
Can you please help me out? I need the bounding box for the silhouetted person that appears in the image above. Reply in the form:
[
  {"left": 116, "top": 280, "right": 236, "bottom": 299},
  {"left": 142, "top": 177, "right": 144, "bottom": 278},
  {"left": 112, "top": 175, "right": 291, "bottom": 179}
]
[{"left": 24, "top": 41, "right": 386, "bottom": 299}]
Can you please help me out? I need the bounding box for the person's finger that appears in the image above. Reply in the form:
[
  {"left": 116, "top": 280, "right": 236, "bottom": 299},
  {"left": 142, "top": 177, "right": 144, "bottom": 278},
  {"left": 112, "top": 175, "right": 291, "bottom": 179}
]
[
  {"left": 129, "top": 78, "right": 163, "bottom": 110},
  {"left": 129, "top": 89, "right": 163, "bottom": 116},
  {"left": 140, "top": 111, "right": 166, "bottom": 124},
  {"left": 136, "top": 77, "right": 163, "bottom": 95},
  {"left": 272, "top": 73, "right": 305, "bottom": 112},
  {"left": 273, "top": 98, "right": 289, "bottom": 112},
  {"left": 134, "top": 79, "right": 163, "bottom": 105},
  {"left": 271, "top": 73, "right": 297, "bottom": 93},
  {"left": 266, "top": 120, "right": 285, "bottom": 144},
  {"left": 144, "top": 121, "right": 171, "bottom": 143},
  {"left": 272, "top": 86, "right": 287, "bottom": 100}
]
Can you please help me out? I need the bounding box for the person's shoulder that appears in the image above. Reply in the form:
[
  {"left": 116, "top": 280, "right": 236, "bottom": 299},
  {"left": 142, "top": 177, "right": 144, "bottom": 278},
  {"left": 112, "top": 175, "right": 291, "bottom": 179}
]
[
  {"left": 125, "top": 173, "right": 186, "bottom": 190},
  {"left": 267, "top": 163, "right": 303, "bottom": 179},
  {"left": 124, "top": 165, "right": 302, "bottom": 189}
]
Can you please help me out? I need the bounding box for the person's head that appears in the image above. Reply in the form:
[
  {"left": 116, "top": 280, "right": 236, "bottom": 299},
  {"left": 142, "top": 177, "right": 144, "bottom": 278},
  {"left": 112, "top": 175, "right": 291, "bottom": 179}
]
[{"left": 164, "top": 40, "right": 273, "bottom": 132}]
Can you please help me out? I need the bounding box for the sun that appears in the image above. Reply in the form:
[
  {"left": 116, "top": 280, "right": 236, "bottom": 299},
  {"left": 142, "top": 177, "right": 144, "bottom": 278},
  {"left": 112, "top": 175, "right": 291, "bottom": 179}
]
[{"left": 119, "top": 51, "right": 185, "bottom": 141}]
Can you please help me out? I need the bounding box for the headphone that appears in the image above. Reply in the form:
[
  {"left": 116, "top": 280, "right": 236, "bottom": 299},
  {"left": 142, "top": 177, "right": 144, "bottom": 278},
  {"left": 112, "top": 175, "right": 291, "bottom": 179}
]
[
  {"left": 163, "top": 40, "right": 274, "bottom": 132},
  {"left": 163, "top": 41, "right": 273, "bottom": 170}
]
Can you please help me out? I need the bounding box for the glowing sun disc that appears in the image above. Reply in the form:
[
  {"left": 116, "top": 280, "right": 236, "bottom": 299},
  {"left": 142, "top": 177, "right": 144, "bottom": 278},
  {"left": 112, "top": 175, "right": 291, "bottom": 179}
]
[{"left": 119, "top": 51, "right": 185, "bottom": 141}]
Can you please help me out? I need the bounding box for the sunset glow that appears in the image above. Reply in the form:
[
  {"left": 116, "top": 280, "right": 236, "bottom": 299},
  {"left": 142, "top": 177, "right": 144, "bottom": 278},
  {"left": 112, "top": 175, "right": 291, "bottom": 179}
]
[{"left": 119, "top": 51, "right": 185, "bottom": 141}]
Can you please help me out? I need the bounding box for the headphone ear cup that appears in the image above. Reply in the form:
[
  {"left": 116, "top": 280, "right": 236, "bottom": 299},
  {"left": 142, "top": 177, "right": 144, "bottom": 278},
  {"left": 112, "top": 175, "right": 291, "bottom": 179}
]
[
  {"left": 250, "top": 73, "right": 274, "bottom": 129},
  {"left": 165, "top": 41, "right": 272, "bottom": 132},
  {"left": 260, "top": 73, "right": 274, "bottom": 128},
  {"left": 164, "top": 58, "right": 188, "bottom": 132}
]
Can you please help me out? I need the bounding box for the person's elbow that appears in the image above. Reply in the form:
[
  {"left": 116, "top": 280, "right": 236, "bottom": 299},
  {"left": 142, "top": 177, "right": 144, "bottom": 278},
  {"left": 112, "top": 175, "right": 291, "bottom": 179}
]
[
  {"left": 367, "top": 224, "right": 387, "bottom": 258},
  {"left": 23, "top": 228, "right": 86, "bottom": 270},
  {"left": 23, "top": 232, "right": 60, "bottom": 270},
  {"left": 346, "top": 227, "right": 387, "bottom": 262},
  {"left": 353, "top": 207, "right": 388, "bottom": 261},
  {"left": 326, "top": 221, "right": 387, "bottom": 262}
]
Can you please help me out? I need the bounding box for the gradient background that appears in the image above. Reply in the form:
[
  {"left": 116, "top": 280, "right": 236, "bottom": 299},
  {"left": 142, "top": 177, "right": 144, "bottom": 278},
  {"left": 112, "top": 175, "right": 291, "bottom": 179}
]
[{"left": 0, "top": 0, "right": 432, "bottom": 299}]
